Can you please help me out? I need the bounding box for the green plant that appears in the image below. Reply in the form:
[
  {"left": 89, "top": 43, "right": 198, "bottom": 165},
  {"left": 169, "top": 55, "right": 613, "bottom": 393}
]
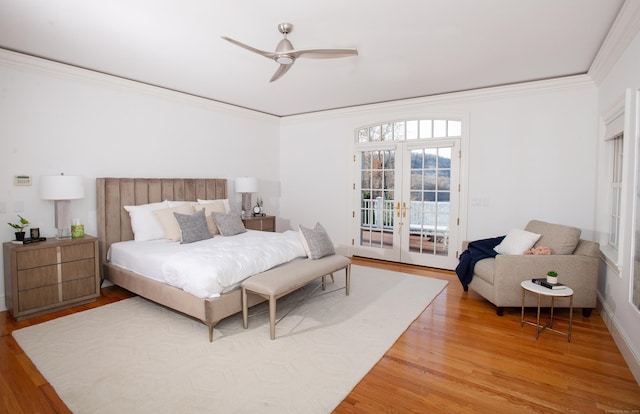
[
  {"left": 8, "top": 215, "right": 29, "bottom": 232},
  {"left": 547, "top": 270, "right": 558, "bottom": 277}
]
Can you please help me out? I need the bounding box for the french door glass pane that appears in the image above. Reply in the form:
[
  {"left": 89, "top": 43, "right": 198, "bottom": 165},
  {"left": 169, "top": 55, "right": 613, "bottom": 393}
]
[
  {"left": 408, "top": 147, "right": 450, "bottom": 256},
  {"left": 360, "top": 149, "right": 395, "bottom": 249}
]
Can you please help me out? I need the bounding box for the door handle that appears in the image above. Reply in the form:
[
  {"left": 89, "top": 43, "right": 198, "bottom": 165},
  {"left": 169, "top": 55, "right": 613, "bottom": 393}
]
[
  {"left": 396, "top": 202, "right": 401, "bottom": 218},
  {"left": 402, "top": 202, "right": 407, "bottom": 218}
]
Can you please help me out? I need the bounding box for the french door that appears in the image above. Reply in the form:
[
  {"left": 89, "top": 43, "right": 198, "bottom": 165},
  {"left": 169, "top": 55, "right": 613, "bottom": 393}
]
[{"left": 353, "top": 139, "right": 460, "bottom": 269}]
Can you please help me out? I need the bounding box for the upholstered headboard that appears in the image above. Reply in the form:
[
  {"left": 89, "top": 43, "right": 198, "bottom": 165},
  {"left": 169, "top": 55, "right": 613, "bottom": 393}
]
[{"left": 96, "top": 178, "right": 228, "bottom": 270}]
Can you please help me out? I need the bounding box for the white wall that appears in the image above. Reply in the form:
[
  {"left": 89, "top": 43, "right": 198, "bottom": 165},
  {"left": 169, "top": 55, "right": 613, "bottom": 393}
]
[
  {"left": 0, "top": 50, "right": 281, "bottom": 309},
  {"left": 279, "top": 77, "right": 598, "bottom": 254},
  {"left": 595, "top": 27, "right": 640, "bottom": 382}
]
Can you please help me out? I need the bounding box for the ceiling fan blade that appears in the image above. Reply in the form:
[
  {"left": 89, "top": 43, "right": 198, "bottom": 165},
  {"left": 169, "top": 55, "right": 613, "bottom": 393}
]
[
  {"left": 291, "top": 48, "right": 358, "bottom": 59},
  {"left": 270, "top": 63, "right": 293, "bottom": 82},
  {"left": 221, "top": 36, "right": 276, "bottom": 59}
]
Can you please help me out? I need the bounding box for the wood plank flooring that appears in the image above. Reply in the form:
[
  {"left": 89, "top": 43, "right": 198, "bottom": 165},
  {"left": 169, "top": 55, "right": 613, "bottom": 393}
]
[{"left": 1, "top": 258, "right": 639, "bottom": 413}]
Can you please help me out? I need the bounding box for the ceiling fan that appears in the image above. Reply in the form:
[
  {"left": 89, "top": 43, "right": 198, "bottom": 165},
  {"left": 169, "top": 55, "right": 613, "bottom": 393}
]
[{"left": 221, "top": 23, "right": 358, "bottom": 82}]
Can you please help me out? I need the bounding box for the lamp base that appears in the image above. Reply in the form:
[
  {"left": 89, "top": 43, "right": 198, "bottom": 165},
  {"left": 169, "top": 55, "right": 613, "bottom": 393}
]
[
  {"left": 241, "top": 193, "right": 252, "bottom": 217},
  {"left": 54, "top": 200, "right": 72, "bottom": 239}
]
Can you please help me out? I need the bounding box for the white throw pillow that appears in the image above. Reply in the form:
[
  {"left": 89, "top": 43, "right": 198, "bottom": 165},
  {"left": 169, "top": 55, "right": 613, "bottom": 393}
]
[
  {"left": 123, "top": 200, "right": 170, "bottom": 242},
  {"left": 494, "top": 229, "right": 541, "bottom": 255}
]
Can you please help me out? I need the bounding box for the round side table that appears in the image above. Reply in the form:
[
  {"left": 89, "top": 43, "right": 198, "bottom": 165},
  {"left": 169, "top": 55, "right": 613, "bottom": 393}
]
[{"left": 521, "top": 280, "right": 574, "bottom": 341}]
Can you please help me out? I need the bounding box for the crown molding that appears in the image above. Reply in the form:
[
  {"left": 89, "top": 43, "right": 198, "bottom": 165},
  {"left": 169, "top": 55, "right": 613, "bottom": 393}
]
[
  {"left": 589, "top": 0, "right": 640, "bottom": 85},
  {"left": 281, "top": 75, "right": 595, "bottom": 124},
  {"left": 0, "top": 48, "right": 279, "bottom": 122}
]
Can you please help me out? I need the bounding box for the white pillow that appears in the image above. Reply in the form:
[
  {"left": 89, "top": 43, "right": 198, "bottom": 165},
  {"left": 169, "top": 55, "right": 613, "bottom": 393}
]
[
  {"left": 494, "top": 229, "right": 541, "bottom": 255},
  {"left": 123, "top": 200, "right": 170, "bottom": 242}
]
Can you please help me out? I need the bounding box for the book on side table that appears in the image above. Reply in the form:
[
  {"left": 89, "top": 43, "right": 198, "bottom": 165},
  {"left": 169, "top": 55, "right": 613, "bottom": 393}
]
[{"left": 532, "top": 278, "right": 567, "bottom": 290}]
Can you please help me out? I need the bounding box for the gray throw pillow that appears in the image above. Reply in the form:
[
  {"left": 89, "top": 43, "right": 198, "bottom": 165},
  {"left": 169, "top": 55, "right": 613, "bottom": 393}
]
[
  {"left": 173, "top": 208, "right": 212, "bottom": 244},
  {"left": 299, "top": 222, "right": 335, "bottom": 259},
  {"left": 212, "top": 212, "right": 247, "bottom": 236}
]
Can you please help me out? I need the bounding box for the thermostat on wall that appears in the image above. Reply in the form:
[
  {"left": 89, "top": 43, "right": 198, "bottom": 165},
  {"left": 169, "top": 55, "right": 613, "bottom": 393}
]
[{"left": 14, "top": 175, "right": 32, "bottom": 186}]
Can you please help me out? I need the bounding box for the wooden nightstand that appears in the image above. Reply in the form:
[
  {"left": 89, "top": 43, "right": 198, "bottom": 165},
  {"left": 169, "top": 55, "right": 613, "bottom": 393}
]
[
  {"left": 3, "top": 235, "right": 101, "bottom": 320},
  {"left": 242, "top": 215, "right": 276, "bottom": 232}
]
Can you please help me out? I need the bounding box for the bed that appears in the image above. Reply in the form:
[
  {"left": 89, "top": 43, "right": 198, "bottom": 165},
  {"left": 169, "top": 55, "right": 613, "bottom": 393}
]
[{"left": 97, "top": 177, "right": 292, "bottom": 341}]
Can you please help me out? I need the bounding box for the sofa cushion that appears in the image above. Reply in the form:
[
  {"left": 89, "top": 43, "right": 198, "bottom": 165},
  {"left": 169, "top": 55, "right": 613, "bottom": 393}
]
[
  {"left": 525, "top": 220, "right": 581, "bottom": 255},
  {"left": 494, "top": 229, "right": 541, "bottom": 255}
]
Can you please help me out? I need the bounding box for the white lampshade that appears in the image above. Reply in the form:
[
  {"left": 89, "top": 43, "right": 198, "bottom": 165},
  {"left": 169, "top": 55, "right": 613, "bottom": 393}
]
[
  {"left": 40, "top": 175, "right": 85, "bottom": 200},
  {"left": 235, "top": 177, "right": 258, "bottom": 193}
]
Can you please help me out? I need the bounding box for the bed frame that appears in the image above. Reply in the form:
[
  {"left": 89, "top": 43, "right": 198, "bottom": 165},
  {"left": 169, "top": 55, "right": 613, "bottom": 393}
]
[{"left": 96, "top": 178, "right": 266, "bottom": 342}]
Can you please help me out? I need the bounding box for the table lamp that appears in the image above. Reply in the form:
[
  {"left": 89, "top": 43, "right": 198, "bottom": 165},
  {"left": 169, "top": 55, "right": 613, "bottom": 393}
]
[
  {"left": 40, "top": 174, "right": 85, "bottom": 239},
  {"left": 235, "top": 177, "right": 258, "bottom": 216}
]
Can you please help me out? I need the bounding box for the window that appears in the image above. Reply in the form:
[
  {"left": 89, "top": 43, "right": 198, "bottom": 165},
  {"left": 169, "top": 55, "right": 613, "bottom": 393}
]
[
  {"left": 357, "top": 119, "right": 462, "bottom": 143},
  {"left": 609, "top": 133, "right": 623, "bottom": 250}
]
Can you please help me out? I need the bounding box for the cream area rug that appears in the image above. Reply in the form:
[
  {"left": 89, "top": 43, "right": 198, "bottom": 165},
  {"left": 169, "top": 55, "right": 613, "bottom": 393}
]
[{"left": 13, "top": 265, "right": 447, "bottom": 414}]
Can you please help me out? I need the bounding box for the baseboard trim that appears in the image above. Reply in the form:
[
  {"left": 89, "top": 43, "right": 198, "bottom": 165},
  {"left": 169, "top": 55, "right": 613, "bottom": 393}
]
[{"left": 598, "top": 293, "right": 640, "bottom": 385}]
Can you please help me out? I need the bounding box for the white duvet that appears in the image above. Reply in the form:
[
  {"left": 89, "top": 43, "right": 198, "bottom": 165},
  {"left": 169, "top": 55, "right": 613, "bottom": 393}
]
[{"left": 108, "top": 230, "right": 307, "bottom": 298}]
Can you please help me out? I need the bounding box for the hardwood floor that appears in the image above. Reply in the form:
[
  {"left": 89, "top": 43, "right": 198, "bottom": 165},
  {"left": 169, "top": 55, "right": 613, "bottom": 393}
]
[{"left": 1, "top": 258, "right": 639, "bottom": 413}]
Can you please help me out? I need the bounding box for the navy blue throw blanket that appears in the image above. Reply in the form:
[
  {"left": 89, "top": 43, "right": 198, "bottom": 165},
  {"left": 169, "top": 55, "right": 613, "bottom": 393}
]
[{"left": 455, "top": 235, "right": 505, "bottom": 288}]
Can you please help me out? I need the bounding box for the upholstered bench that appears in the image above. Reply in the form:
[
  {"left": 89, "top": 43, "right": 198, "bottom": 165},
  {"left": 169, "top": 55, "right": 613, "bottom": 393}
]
[{"left": 241, "top": 254, "right": 351, "bottom": 339}]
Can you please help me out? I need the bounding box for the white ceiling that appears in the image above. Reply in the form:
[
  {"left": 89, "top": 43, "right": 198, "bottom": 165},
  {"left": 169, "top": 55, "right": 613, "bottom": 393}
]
[{"left": 0, "top": 0, "right": 625, "bottom": 117}]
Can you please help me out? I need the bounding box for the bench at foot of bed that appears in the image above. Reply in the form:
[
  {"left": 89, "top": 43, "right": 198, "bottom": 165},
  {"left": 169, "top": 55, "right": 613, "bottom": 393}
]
[{"left": 241, "top": 254, "right": 351, "bottom": 340}]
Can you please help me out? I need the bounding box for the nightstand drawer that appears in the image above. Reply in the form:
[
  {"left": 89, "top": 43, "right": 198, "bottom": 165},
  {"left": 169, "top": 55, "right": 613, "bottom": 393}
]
[
  {"left": 16, "top": 247, "right": 57, "bottom": 270},
  {"left": 17, "top": 265, "right": 58, "bottom": 290},
  {"left": 62, "top": 258, "right": 96, "bottom": 281},
  {"left": 19, "top": 285, "right": 59, "bottom": 312},
  {"left": 62, "top": 242, "right": 95, "bottom": 262},
  {"left": 62, "top": 277, "right": 98, "bottom": 300}
]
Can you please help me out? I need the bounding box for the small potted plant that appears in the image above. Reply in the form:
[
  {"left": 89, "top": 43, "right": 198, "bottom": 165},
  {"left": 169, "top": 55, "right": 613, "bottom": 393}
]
[
  {"left": 546, "top": 270, "right": 558, "bottom": 284},
  {"left": 8, "top": 215, "right": 29, "bottom": 241}
]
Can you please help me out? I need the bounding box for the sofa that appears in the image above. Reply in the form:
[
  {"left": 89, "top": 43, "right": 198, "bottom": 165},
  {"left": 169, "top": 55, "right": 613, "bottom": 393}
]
[{"left": 462, "top": 220, "right": 600, "bottom": 317}]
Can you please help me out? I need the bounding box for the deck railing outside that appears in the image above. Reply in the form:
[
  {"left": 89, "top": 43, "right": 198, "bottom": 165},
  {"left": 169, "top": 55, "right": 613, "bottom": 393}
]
[{"left": 361, "top": 197, "right": 449, "bottom": 236}]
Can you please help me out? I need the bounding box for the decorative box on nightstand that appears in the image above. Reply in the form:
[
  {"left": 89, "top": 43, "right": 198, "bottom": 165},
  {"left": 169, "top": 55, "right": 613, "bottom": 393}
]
[
  {"left": 3, "top": 235, "right": 101, "bottom": 320},
  {"left": 242, "top": 215, "right": 276, "bottom": 232}
]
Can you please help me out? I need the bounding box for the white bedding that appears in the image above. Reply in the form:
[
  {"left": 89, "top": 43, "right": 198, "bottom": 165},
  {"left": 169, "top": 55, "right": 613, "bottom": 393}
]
[{"left": 108, "top": 230, "right": 307, "bottom": 298}]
